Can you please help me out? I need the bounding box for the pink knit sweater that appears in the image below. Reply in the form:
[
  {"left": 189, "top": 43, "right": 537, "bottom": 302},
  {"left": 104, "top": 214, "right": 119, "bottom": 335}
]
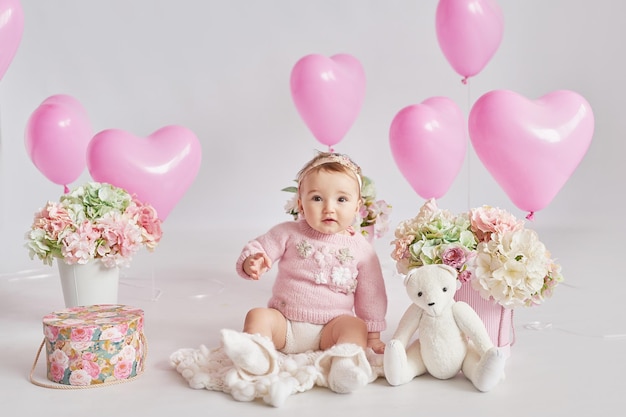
[{"left": 236, "top": 220, "right": 387, "bottom": 332}]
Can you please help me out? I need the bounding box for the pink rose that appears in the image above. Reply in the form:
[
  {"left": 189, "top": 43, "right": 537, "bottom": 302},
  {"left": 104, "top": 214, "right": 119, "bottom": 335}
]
[
  {"left": 70, "top": 326, "right": 95, "bottom": 342},
  {"left": 114, "top": 323, "right": 129, "bottom": 337},
  {"left": 44, "top": 326, "right": 60, "bottom": 342},
  {"left": 69, "top": 369, "right": 92, "bottom": 386},
  {"left": 81, "top": 359, "right": 101, "bottom": 379},
  {"left": 49, "top": 361, "right": 66, "bottom": 382},
  {"left": 441, "top": 246, "right": 467, "bottom": 270},
  {"left": 114, "top": 360, "right": 133, "bottom": 379}
]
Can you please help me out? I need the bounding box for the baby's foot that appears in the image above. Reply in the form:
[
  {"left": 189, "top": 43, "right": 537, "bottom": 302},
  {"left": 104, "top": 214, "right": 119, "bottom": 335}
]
[{"left": 327, "top": 355, "right": 369, "bottom": 394}]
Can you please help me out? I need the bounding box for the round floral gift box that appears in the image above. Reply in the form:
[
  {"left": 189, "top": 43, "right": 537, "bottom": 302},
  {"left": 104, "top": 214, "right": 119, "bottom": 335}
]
[{"left": 42, "top": 304, "right": 146, "bottom": 386}]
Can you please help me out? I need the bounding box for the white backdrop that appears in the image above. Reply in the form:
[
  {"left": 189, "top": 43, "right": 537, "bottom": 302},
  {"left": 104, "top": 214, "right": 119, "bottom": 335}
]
[{"left": 1, "top": 1, "right": 621, "bottom": 272}]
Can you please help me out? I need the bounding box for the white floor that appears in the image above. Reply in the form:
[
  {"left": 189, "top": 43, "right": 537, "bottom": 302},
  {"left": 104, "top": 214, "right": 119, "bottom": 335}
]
[{"left": 1, "top": 228, "right": 623, "bottom": 416}]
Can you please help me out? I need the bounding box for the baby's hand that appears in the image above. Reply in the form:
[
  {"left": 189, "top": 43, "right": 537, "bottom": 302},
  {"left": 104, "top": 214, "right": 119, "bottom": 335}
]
[
  {"left": 243, "top": 253, "right": 272, "bottom": 280},
  {"left": 367, "top": 336, "right": 385, "bottom": 354}
]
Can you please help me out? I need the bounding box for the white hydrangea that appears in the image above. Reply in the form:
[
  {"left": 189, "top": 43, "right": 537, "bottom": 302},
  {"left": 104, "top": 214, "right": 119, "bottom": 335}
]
[{"left": 471, "top": 229, "right": 549, "bottom": 308}]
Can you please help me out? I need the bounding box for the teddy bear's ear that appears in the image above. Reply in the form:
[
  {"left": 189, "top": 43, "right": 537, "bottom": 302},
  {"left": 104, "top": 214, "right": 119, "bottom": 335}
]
[
  {"left": 436, "top": 264, "right": 458, "bottom": 278},
  {"left": 403, "top": 268, "right": 419, "bottom": 287}
]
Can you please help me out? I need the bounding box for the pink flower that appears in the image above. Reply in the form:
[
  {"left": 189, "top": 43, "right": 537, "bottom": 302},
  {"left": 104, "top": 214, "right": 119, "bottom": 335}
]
[
  {"left": 44, "top": 326, "right": 60, "bottom": 342},
  {"left": 49, "top": 361, "right": 66, "bottom": 382},
  {"left": 61, "top": 221, "right": 99, "bottom": 264},
  {"left": 94, "top": 212, "right": 143, "bottom": 267},
  {"left": 393, "top": 200, "right": 562, "bottom": 309},
  {"left": 458, "top": 269, "right": 472, "bottom": 283},
  {"left": 391, "top": 235, "right": 414, "bottom": 261},
  {"left": 49, "top": 349, "right": 70, "bottom": 368},
  {"left": 81, "top": 359, "right": 101, "bottom": 379},
  {"left": 34, "top": 202, "right": 73, "bottom": 240},
  {"left": 114, "top": 360, "right": 133, "bottom": 379},
  {"left": 470, "top": 206, "right": 524, "bottom": 243},
  {"left": 70, "top": 326, "right": 95, "bottom": 342},
  {"left": 127, "top": 199, "right": 163, "bottom": 249},
  {"left": 441, "top": 246, "right": 468, "bottom": 270},
  {"left": 69, "top": 369, "right": 92, "bottom": 386},
  {"left": 26, "top": 182, "right": 163, "bottom": 268}
]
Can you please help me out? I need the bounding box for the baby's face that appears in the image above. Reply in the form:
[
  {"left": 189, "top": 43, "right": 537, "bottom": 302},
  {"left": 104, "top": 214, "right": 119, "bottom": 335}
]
[{"left": 297, "top": 170, "right": 361, "bottom": 235}]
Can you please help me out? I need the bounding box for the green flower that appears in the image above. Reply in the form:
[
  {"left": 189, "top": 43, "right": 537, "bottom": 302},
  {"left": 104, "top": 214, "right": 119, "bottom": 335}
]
[{"left": 61, "top": 182, "right": 132, "bottom": 221}]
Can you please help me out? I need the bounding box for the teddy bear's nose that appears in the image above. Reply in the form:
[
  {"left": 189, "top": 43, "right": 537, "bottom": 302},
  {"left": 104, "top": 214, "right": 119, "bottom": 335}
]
[{"left": 428, "top": 302, "right": 435, "bottom": 306}]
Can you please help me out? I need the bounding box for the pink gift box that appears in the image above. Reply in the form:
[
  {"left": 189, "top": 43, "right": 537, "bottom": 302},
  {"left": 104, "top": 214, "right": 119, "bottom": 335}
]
[{"left": 42, "top": 304, "right": 146, "bottom": 386}]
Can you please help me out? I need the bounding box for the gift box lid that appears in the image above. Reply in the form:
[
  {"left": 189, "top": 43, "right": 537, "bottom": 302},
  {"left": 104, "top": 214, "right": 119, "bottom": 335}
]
[{"left": 43, "top": 304, "right": 144, "bottom": 341}]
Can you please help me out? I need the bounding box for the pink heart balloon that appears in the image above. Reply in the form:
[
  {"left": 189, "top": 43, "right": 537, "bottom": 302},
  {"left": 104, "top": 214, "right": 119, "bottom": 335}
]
[
  {"left": 86, "top": 126, "right": 202, "bottom": 221},
  {"left": 435, "top": 0, "right": 504, "bottom": 81},
  {"left": 468, "top": 90, "right": 594, "bottom": 216},
  {"left": 24, "top": 94, "right": 93, "bottom": 190},
  {"left": 389, "top": 97, "right": 467, "bottom": 199},
  {"left": 0, "top": 0, "right": 23, "bottom": 82},
  {"left": 290, "top": 53, "right": 366, "bottom": 149}
]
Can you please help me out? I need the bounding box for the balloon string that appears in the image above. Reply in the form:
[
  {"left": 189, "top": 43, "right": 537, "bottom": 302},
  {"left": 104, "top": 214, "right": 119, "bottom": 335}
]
[
  {"left": 526, "top": 211, "right": 534, "bottom": 221},
  {"left": 465, "top": 77, "right": 472, "bottom": 210}
]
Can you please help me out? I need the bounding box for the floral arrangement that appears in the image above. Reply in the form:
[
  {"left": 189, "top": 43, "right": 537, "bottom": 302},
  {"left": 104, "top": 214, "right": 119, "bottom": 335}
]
[
  {"left": 282, "top": 175, "right": 392, "bottom": 240},
  {"left": 390, "top": 198, "right": 563, "bottom": 308},
  {"left": 26, "top": 182, "right": 163, "bottom": 268}
]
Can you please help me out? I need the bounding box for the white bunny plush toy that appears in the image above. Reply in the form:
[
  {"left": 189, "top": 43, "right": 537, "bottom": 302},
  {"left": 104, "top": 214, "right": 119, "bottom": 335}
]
[{"left": 383, "top": 264, "right": 505, "bottom": 392}]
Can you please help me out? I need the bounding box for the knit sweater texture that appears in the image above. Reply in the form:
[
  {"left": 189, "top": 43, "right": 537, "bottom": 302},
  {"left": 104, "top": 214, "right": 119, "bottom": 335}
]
[{"left": 236, "top": 220, "right": 387, "bottom": 332}]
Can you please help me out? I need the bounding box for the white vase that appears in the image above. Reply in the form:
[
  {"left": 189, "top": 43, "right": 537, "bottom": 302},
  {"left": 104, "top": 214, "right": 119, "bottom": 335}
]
[{"left": 57, "top": 259, "right": 120, "bottom": 307}]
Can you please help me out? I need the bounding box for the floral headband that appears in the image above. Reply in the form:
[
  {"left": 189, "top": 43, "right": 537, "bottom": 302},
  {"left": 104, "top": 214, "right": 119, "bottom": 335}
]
[{"left": 297, "top": 153, "right": 363, "bottom": 189}]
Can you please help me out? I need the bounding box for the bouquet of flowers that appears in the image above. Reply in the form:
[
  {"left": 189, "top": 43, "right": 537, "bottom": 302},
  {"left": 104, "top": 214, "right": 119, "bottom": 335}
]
[
  {"left": 390, "top": 199, "right": 563, "bottom": 308},
  {"left": 25, "top": 182, "right": 163, "bottom": 268},
  {"left": 282, "top": 175, "right": 392, "bottom": 240}
]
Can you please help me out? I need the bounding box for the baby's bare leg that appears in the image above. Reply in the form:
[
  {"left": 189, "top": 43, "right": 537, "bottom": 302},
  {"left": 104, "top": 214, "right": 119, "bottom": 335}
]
[
  {"left": 243, "top": 307, "right": 288, "bottom": 349},
  {"left": 319, "top": 315, "right": 368, "bottom": 350}
]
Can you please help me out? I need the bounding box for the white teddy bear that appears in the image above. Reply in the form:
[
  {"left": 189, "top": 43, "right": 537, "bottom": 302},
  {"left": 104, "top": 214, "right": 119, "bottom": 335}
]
[{"left": 383, "top": 264, "right": 506, "bottom": 392}]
